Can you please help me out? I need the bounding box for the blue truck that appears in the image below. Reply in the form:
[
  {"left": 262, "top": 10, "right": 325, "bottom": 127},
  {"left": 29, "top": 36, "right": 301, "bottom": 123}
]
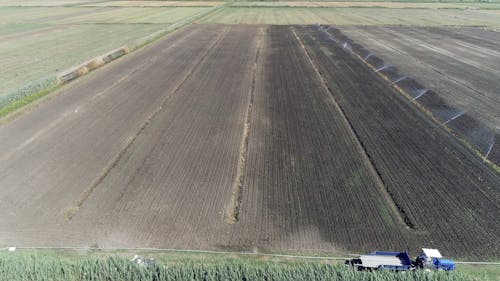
[{"left": 345, "top": 248, "right": 456, "bottom": 271}]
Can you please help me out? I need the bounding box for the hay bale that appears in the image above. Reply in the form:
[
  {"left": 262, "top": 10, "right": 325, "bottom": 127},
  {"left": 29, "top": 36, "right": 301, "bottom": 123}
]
[
  {"left": 102, "top": 47, "right": 129, "bottom": 63},
  {"left": 85, "top": 57, "right": 104, "bottom": 71}
]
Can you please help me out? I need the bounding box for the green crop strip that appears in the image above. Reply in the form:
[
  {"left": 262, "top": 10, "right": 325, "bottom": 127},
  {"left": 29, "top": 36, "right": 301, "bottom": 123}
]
[
  {"left": 0, "top": 78, "right": 59, "bottom": 119},
  {"left": 0, "top": 251, "right": 478, "bottom": 281}
]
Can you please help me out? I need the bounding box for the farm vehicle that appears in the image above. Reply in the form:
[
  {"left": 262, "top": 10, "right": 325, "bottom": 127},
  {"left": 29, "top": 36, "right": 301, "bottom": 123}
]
[{"left": 345, "top": 248, "right": 456, "bottom": 271}]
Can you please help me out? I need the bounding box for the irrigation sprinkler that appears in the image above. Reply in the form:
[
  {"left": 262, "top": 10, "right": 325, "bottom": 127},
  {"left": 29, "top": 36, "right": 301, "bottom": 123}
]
[
  {"left": 442, "top": 110, "right": 466, "bottom": 125},
  {"left": 411, "top": 89, "right": 428, "bottom": 101},
  {"left": 375, "top": 65, "right": 392, "bottom": 73},
  {"left": 391, "top": 76, "right": 407, "bottom": 85}
]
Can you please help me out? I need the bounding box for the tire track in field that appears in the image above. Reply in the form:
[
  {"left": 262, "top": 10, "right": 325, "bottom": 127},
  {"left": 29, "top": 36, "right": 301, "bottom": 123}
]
[
  {"left": 291, "top": 27, "right": 414, "bottom": 230},
  {"left": 225, "top": 28, "right": 263, "bottom": 224},
  {"left": 64, "top": 26, "right": 230, "bottom": 220}
]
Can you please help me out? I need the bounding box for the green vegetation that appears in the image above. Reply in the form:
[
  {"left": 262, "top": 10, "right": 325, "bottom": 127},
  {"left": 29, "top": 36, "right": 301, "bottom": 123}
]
[
  {"left": 0, "top": 77, "right": 58, "bottom": 118},
  {"left": 0, "top": 23, "right": 163, "bottom": 96},
  {"left": 0, "top": 6, "right": 210, "bottom": 98},
  {"left": 459, "top": 264, "right": 500, "bottom": 281},
  {"left": 0, "top": 250, "right": 481, "bottom": 281}
]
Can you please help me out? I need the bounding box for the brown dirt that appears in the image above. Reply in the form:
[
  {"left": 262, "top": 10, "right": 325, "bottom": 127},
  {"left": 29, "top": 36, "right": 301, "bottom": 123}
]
[
  {"left": 339, "top": 26, "right": 500, "bottom": 132},
  {"left": 0, "top": 24, "right": 497, "bottom": 259}
]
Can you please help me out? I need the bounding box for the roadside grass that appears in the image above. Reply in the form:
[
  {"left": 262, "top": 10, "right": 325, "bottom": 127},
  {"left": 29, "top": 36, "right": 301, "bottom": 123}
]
[
  {"left": 0, "top": 249, "right": 486, "bottom": 281},
  {"left": 0, "top": 77, "right": 59, "bottom": 119}
]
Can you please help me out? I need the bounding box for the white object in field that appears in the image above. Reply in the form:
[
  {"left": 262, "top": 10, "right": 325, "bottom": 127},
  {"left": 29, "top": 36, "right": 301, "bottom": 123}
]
[
  {"left": 8, "top": 247, "right": 16, "bottom": 252},
  {"left": 130, "top": 255, "right": 155, "bottom": 267},
  {"left": 359, "top": 255, "right": 403, "bottom": 268},
  {"left": 422, "top": 248, "right": 442, "bottom": 258}
]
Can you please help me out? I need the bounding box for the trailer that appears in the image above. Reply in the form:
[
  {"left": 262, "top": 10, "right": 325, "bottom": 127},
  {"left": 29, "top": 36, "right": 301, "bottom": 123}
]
[
  {"left": 345, "top": 251, "right": 412, "bottom": 271},
  {"left": 345, "top": 248, "right": 456, "bottom": 271}
]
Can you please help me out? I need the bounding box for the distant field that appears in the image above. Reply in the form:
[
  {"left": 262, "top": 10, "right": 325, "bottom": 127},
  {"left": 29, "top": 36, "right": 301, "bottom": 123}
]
[
  {"left": 231, "top": 1, "right": 500, "bottom": 9},
  {"left": 0, "top": 6, "right": 210, "bottom": 24},
  {"left": 0, "top": 24, "right": 162, "bottom": 96},
  {"left": 0, "top": 0, "right": 101, "bottom": 6},
  {"left": 200, "top": 7, "right": 500, "bottom": 27},
  {"left": 85, "top": 1, "right": 224, "bottom": 7},
  {"left": 0, "top": 6, "right": 211, "bottom": 97}
]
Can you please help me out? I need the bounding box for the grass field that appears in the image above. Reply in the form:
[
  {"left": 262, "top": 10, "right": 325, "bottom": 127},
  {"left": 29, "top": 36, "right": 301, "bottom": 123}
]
[
  {"left": 200, "top": 7, "right": 500, "bottom": 27},
  {"left": 0, "top": 5, "right": 211, "bottom": 97}
]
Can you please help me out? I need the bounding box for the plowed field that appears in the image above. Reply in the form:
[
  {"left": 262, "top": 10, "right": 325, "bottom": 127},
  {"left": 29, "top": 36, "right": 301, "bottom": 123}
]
[
  {"left": 338, "top": 26, "right": 500, "bottom": 153},
  {"left": 0, "top": 24, "right": 498, "bottom": 259}
]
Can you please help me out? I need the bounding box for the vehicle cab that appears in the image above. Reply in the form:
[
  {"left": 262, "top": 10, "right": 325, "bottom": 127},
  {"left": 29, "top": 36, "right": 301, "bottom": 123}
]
[{"left": 415, "top": 248, "right": 456, "bottom": 271}]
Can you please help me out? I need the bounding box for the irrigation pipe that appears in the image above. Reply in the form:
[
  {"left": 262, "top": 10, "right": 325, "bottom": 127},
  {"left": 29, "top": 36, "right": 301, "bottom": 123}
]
[{"left": 2, "top": 246, "right": 499, "bottom": 264}]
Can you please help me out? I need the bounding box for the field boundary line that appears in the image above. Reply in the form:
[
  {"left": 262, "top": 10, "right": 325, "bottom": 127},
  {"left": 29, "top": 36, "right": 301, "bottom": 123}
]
[
  {"left": 63, "top": 26, "right": 231, "bottom": 220},
  {"left": 225, "top": 28, "right": 263, "bottom": 224},
  {"left": 291, "top": 27, "right": 414, "bottom": 230}
]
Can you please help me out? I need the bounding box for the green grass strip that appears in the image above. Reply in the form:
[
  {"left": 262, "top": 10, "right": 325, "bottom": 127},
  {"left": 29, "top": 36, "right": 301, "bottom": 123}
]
[
  {"left": 0, "top": 78, "right": 59, "bottom": 119},
  {"left": 0, "top": 251, "right": 474, "bottom": 281}
]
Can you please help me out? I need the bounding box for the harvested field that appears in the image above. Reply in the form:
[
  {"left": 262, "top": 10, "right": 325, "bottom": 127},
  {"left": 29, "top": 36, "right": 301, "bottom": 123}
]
[
  {"left": 337, "top": 26, "right": 500, "bottom": 161},
  {"left": 0, "top": 24, "right": 498, "bottom": 259}
]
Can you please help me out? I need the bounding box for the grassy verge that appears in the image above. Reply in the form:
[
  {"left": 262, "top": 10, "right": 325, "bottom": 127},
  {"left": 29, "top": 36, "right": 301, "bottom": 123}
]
[
  {"left": 0, "top": 85, "right": 60, "bottom": 119},
  {"left": 0, "top": 249, "right": 483, "bottom": 281},
  {"left": 0, "top": 77, "right": 59, "bottom": 119}
]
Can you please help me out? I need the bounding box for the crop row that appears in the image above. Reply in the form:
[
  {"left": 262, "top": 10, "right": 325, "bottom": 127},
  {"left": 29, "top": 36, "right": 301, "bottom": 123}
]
[{"left": 0, "top": 252, "right": 471, "bottom": 281}]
